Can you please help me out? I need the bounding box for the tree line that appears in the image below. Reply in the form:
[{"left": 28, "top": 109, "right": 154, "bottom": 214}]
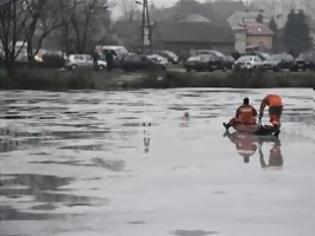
[{"left": 0, "top": 0, "right": 111, "bottom": 76}]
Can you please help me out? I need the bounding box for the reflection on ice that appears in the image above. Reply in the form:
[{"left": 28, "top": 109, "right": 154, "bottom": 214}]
[
  {"left": 223, "top": 131, "right": 283, "bottom": 169},
  {"left": 0, "top": 174, "right": 108, "bottom": 220}
]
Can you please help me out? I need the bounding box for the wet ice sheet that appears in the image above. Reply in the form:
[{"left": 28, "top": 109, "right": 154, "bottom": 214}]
[{"left": 0, "top": 88, "right": 314, "bottom": 236}]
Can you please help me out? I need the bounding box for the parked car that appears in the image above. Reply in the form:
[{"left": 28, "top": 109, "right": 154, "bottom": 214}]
[
  {"left": 208, "top": 54, "right": 227, "bottom": 71},
  {"left": 95, "top": 45, "right": 128, "bottom": 62},
  {"left": 65, "top": 54, "right": 107, "bottom": 70},
  {"left": 119, "top": 53, "right": 166, "bottom": 72},
  {"left": 292, "top": 51, "right": 315, "bottom": 71},
  {"left": 184, "top": 55, "right": 212, "bottom": 72},
  {"left": 234, "top": 55, "right": 263, "bottom": 71},
  {"left": 156, "top": 50, "right": 179, "bottom": 64},
  {"left": 223, "top": 55, "right": 235, "bottom": 70},
  {"left": 262, "top": 53, "right": 294, "bottom": 71},
  {"left": 146, "top": 54, "right": 169, "bottom": 65},
  {"left": 184, "top": 53, "right": 230, "bottom": 72}
]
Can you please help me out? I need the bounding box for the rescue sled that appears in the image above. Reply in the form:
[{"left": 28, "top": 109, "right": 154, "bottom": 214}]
[{"left": 232, "top": 124, "right": 278, "bottom": 136}]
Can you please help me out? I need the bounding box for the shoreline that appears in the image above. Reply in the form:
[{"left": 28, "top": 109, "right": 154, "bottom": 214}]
[{"left": 1, "top": 68, "right": 315, "bottom": 90}]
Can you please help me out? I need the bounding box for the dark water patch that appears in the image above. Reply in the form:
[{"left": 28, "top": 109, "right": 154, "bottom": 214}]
[
  {"left": 213, "top": 191, "right": 226, "bottom": 195},
  {"left": 90, "top": 158, "right": 125, "bottom": 172},
  {"left": 179, "top": 93, "right": 202, "bottom": 98},
  {"left": 0, "top": 115, "right": 33, "bottom": 119},
  {"left": 59, "top": 144, "right": 109, "bottom": 151},
  {"left": 284, "top": 95, "right": 311, "bottom": 100},
  {"left": 116, "top": 145, "right": 134, "bottom": 149},
  {"left": 192, "top": 115, "right": 218, "bottom": 119},
  {"left": 0, "top": 206, "right": 64, "bottom": 221},
  {"left": 50, "top": 130, "right": 111, "bottom": 140},
  {"left": 122, "top": 122, "right": 153, "bottom": 127},
  {"left": 31, "top": 204, "right": 57, "bottom": 211},
  {"left": 199, "top": 107, "right": 220, "bottom": 111},
  {"left": 285, "top": 108, "right": 312, "bottom": 112},
  {"left": 187, "top": 89, "right": 251, "bottom": 94},
  {"left": 0, "top": 174, "right": 72, "bottom": 191},
  {"left": 29, "top": 160, "right": 81, "bottom": 166},
  {"left": 30, "top": 159, "right": 125, "bottom": 172},
  {"left": 0, "top": 138, "right": 55, "bottom": 153},
  {"left": 107, "top": 102, "right": 152, "bottom": 107},
  {"left": 38, "top": 116, "right": 58, "bottom": 120},
  {"left": 73, "top": 99, "right": 100, "bottom": 105},
  {"left": 118, "top": 117, "right": 139, "bottom": 120},
  {"left": 0, "top": 129, "right": 44, "bottom": 137},
  {"left": 30, "top": 152, "right": 51, "bottom": 156},
  {"left": 173, "top": 230, "right": 219, "bottom": 236},
  {"left": 0, "top": 174, "right": 108, "bottom": 210},
  {"left": 168, "top": 106, "right": 189, "bottom": 111},
  {"left": 128, "top": 220, "right": 146, "bottom": 225}
]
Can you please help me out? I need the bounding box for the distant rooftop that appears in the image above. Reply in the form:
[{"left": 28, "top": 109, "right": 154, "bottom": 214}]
[
  {"left": 228, "top": 11, "right": 272, "bottom": 30},
  {"left": 181, "top": 14, "right": 211, "bottom": 23}
]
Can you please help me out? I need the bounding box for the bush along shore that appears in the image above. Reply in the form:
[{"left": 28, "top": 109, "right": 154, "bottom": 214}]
[{"left": 1, "top": 68, "right": 315, "bottom": 90}]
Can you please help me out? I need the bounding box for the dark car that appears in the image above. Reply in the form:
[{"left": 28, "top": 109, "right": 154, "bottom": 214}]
[
  {"left": 292, "top": 51, "right": 315, "bottom": 71},
  {"left": 184, "top": 55, "right": 212, "bottom": 72},
  {"left": 184, "top": 53, "right": 228, "bottom": 72},
  {"left": 262, "top": 53, "right": 294, "bottom": 71},
  {"left": 120, "top": 53, "right": 166, "bottom": 72},
  {"left": 223, "top": 56, "right": 235, "bottom": 70},
  {"left": 208, "top": 54, "right": 227, "bottom": 72}
]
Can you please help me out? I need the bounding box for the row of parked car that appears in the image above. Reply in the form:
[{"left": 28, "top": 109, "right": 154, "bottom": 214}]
[
  {"left": 2, "top": 46, "right": 315, "bottom": 73},
  {"left": 183, "top": 50, "right": 315, "bottom": 72}
]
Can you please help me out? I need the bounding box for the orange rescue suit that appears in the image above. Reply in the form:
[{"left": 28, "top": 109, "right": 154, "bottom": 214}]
[
  {"left": 260, "top": 94, "right": 283, "bottom": 126},
  {"left": 235, "top": 105, "right": 257, "bottom": 125}
]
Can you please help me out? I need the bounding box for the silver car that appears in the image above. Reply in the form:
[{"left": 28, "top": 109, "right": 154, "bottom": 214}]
[
  {"left": 234, "top": 55, "right": 263, "bottom": 70},
  {"left": 65, "top": 54, "right": 107, "bottom": 70}
]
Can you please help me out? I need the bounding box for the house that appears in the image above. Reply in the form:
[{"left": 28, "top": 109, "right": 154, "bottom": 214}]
[
  {"left": 228, "top": 10, "right": 274, "bottom": 53},
  {"left": 112, "top": 20, "right": 235, "bottom": 58},
  {"left": 245, "top": 23, "right": 274, "bottom": 51}
]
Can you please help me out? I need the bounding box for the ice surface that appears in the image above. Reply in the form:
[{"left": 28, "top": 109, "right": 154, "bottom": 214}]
[{"left": 0, "top": 88, "right": 314, "bottom": 236}]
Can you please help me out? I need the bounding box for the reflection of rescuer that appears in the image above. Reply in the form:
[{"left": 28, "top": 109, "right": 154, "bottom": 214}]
[
  {"left": 259, "top": 139, "right": 283, "bottom": 169},
  {"left": 259, "top": 94, "right": 283, "bottom": 132},
  {"left": 223, "top": 97, "right": 257, "bottom": 130},
  {"left": 224, "top": 132, "right": 257, "bottom": 163}
]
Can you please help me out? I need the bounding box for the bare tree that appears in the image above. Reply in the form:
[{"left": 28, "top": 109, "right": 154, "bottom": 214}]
[
  {"left": 120, "top": 0, "right": 141, "bottom": 22},
  {"left": 69, "top": 0, "right": 110, "bottom": 53},
  {"left": 0, "top": 0, "right": 28, "bottom": 76}
]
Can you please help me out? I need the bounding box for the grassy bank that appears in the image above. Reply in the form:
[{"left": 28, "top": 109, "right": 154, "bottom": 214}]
[{"left": 1, "top": 68, "right": 315, "bottom": 90}]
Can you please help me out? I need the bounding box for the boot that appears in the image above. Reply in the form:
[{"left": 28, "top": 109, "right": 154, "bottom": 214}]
[{"left": 223, "top": 122, "right": 231, "bottom": 130}]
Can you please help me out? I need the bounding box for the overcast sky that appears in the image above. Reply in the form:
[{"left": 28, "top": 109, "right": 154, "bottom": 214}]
[
  {"left": 111, "top": 0, "right": 208, "bottom": 20},
  {"left": 152, "top": 0, "right": 206, "bottom": 7}
]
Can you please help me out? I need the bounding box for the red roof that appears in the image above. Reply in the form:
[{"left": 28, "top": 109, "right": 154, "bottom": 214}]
[{"left": 245, "top": 23, "right": 273, "bottom": 35}]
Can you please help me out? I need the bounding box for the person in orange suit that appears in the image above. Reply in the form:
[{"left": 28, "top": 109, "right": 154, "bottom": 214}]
[
  {"left": 223, "top": 97, "right": 257, "bottom": 130},
  {"left": 259, "top": 94, "right": 283, "bottom": 134}
]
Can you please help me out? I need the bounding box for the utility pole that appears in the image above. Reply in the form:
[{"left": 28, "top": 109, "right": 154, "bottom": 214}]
[{"left": 140, "top": 0, "right": 152, "bottom": 54}]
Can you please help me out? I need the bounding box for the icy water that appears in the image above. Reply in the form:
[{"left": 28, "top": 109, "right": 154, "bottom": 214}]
[{"left": 0, "top": 88, "right": 314, "bottom": 236}]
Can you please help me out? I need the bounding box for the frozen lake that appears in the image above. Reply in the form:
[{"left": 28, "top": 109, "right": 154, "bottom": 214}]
[{"left": 0, "top": 88, "right": 314, "bottom": 236}]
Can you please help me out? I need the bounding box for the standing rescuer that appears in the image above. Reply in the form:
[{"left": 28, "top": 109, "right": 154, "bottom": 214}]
[
  {"left": 223, "top": 97, "right": 257, "bottom": 130},
  {"left": 259, "top": 94, "right": 283, "bottom": 130}
]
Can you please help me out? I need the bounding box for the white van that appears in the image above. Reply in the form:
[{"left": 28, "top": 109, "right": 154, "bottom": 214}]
[{"left": 95, "top": 45, "right": 128, "bottom": 61}]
